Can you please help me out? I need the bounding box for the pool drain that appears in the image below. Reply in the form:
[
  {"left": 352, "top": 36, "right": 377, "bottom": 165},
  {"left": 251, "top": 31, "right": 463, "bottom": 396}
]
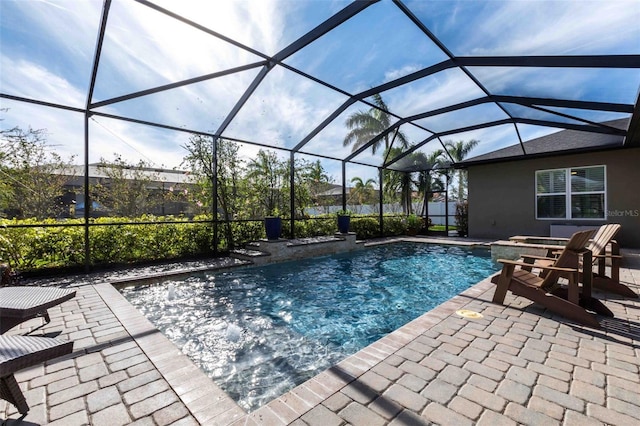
[{"left": 455, "top": 309, "right": 483, "bottom": 319}]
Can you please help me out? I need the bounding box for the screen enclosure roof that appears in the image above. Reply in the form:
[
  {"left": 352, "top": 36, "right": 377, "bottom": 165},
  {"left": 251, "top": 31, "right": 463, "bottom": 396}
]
[{"left": 1, "top": 0, "right": 640, "bottom": 173}]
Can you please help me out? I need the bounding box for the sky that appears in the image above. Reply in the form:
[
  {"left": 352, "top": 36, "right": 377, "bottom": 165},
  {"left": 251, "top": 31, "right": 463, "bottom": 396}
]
[{"left": 1, "top": 0, "right": 639, "bottom": 184}]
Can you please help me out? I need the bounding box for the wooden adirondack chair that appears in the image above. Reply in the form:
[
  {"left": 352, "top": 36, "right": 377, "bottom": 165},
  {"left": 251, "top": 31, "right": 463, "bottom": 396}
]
[
  {"left": 585, "top": 224, "right": 634, "bottom": 297},
  {"left": 521, "top": 224, "right": 635, "bottom": 298},
  {"left": 492, "top": 229, "right": 608, "bottom": 328}
]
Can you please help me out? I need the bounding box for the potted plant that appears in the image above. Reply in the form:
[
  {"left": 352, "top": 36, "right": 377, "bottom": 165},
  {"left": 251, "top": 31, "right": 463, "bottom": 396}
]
[
  {"left": 336, "top": 210, "right": 351, "bottom": 234},
  {"left": 406, "top": 214, "right": 422, "bottom": 236},
  {"left": 264, "top": 209, "right": 282, "bottom": 240},
  {"left": 455, "top": 201, "right": 468, "bottom": 237}
]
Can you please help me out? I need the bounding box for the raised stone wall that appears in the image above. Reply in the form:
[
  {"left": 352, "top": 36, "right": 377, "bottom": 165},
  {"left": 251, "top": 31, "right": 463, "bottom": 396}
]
[
  {"left": 490, "top": 240, "right": 552, "bottom": 262},
  {"left": 239, "top": 233, "right": 363, "bottom": 266}
]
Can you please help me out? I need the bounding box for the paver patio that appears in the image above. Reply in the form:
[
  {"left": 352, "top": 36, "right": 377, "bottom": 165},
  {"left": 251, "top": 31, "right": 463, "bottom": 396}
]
[{"left": 1, "top": 238, "right": 639, "bottom": 425}]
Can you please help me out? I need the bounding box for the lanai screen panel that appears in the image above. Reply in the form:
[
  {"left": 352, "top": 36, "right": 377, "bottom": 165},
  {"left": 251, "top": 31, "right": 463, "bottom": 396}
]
[
  {"left": 222, "top": 66, "right": 349, "bottom": 150},
  {"left": 91, "top": 0, "right": 266, "bottom": 104},
  {"left": 283, "top": 1, "right": 448, "bottom": 94},
  {"left": 441, "top": 124, "right": 522, "bottom": 162},
  {"left": 349, "top": 123, "right": 435, "bottom": 171},
  {"left": 0, "top": 0, "right": 102, "bottom": 107},
  {"left": 385, "top": 141, "right": 450, "bottom": 173},
  {"left": 412, "top": 103, "right": 509, "bottom": 135},
  {"left": 92, "top": 69, "right": 262, "bottom": 135},
  {"left": 499, "top": 103, "right": 594, "bottom": 127},
  {"left": 0, "top": 100, "right": 86, "bottom": 220},
  {"left": 538, "top": 108, "right": 631, "bottom": 125},
  {"left": 151, "top": 0, "right": 352, "bottom": 56},
  {"left": 470, "top": 67, "right": 640, "bottom": 105},
  {"left": 404, "top": 0, "right": 640, "bottom": 56},
  {"left": 300, "top": 100, "right": 406, "bottom": 163},
  {"left": 378, "top": 68, "right": 486, "bottom": 119}
]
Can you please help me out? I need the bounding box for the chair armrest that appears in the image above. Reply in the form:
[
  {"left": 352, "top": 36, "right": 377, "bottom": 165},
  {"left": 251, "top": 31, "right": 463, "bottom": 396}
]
[
  {"left": 593, "top": 254, "right": 623, "bottom": 259},
  {"left": 497, "top": 259, "right": 578, "bottom": 273},
  {"left": 509, "top": 236, "right": 569, "bottom": 242},
  {"left": 520, "top": 254, "right": 556, "bottom": 262}
]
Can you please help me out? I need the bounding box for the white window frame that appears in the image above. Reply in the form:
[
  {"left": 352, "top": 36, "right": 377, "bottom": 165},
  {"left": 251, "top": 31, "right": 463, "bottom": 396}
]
[{"left": 535, "top": 165, "right": 607, "bottom": 220}]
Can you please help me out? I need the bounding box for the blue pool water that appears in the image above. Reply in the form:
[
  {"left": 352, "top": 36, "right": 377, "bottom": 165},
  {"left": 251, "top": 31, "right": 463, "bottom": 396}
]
[{"left": 120, "top": 243, "right": 499, "bottom": 411}]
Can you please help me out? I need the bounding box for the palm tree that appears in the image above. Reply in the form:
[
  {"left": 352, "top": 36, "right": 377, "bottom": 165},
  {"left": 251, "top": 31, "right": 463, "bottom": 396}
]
[
  {"left": 416, "top": 149, "right": 445, "bottom": 216},
  {"left": 302, "top": 159, "right": 333, "bottom": 214},
  {"left": 349, "top": 176, "right": 376, "bottom": 208},
  {"left": 343, "top": 93, "right": 409, "bottom": 154},
  {"left": 444, "top": 139, "right": 479, "bottom": 200},
  {"left": 383, "top": 146, "right": 416, "bottom": 214}
]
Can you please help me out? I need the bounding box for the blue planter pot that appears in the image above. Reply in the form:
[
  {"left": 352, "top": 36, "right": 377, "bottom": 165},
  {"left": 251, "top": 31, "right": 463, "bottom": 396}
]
[
  {"left": 264, "top": 217, "right": 282, "bottom": 240},
  {"left": 337, "top": 215, "right": 351, "bottom": 234}
]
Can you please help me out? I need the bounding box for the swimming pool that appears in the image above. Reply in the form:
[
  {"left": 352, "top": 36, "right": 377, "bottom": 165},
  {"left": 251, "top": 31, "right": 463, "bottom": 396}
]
[{"left": 120, "top": 242, "right": 499, "bottom": 411}]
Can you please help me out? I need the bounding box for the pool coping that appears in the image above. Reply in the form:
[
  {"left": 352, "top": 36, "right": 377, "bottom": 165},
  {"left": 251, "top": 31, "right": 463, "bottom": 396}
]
[{"left": 98, "top": 237, "right": 499, "bottom": 424}]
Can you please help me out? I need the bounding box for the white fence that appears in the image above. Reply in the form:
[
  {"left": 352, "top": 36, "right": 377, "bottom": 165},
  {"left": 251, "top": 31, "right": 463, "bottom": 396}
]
[{"left": 306, "top": 201, "right": 458, "bottom": 225}]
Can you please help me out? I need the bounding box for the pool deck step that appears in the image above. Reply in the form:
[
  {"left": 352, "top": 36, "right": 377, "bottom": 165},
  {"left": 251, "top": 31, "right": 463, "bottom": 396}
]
[
  {"left": 234, "top": 234, "right": 362, "bottom": 266},
  {"left": 230, "top": 248, "right": 271, "bottom": 262}
]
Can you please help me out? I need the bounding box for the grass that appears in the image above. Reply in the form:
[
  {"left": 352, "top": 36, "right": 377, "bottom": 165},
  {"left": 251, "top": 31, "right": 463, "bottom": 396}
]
[{"left": 428, "top": 225, "right": 457, "bottom": 231}]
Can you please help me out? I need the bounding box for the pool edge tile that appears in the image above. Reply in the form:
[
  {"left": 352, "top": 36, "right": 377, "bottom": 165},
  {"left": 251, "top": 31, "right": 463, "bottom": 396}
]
[{"left": 96, "top": 281, "right": 251, "bottom": 424}]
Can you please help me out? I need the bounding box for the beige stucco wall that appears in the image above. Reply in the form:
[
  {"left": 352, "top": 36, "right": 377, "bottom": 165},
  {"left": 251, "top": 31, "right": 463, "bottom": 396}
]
[{"left": 467, "top": 147, "right": 640, "bottom": 248}]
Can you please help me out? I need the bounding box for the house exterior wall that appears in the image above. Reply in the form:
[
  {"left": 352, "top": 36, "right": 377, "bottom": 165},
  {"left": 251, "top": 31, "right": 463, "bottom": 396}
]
[{"left": 467, "top": 147, "right": 640, "bottom": 248}]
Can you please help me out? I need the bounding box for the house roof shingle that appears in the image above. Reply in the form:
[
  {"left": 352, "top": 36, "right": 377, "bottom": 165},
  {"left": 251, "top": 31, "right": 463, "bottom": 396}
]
[{"left": 458, "top": 118, "right": 630, "bottom": 167}]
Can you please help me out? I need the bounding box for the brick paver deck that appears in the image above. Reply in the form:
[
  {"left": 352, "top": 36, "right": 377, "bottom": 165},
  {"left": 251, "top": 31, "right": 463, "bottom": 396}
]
[{"left": 2, "top": 239, "right": 639, "bottom": 425}]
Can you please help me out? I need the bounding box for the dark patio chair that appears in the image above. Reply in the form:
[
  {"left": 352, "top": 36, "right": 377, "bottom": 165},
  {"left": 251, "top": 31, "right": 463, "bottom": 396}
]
[
  {"left": 1, "top": 334, "right": 73, "bottom": 414},
  {"left": 0, "top": 287, "right": 76, "bottom": 334}
]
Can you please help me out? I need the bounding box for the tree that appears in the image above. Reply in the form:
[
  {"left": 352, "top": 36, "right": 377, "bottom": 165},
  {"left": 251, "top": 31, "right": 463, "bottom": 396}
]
[
  {"left": 294, "top": 159, "right": 334, "bottom": 216},
  {"left": 443, "top": 139, "right": 479, "bottom": 200},
  {"left": 181, "top": 134, "right": 215, "bottom": 213},
  {"left": 415, "top": 149, "right": 446, "bottom": 216},
  {"left": 245, "top": 150, "right": 288, "bottom": 217},
  {"left": 383, "top": 146, "right": 429, "bottom": 215},
  {"left": 0, "top": 124, "right": 75, "bottom": 219},
  {"left": 343, "top": 93, "right": 409, "bottom": 154},
  {"left": 91, "top": 155, "right": 161, "bottom": 217},
  {"left": 182, "top": 135, "right": 243, "bottom": 246},
  {"left": 384, "top": 169, "right": 413, "bottom": 214},
  {"left": 349, "top": 176, "right": 376, "bottom": 210},
  {"left": 306, "top": 160, "right": 333, "bottom": 208}
]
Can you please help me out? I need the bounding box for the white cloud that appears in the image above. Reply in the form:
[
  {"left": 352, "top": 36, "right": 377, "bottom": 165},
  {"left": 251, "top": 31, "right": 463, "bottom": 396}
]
[
  {"left": 1, "top": 55, "right": 86, "bottom": 106},
  {"left": 384, "top": 65, "right": 422, "bottom": 83},
  {"left": 444, "top": 124, "right": 518, "bottom": 159},
  {"left": 222, "top": 65, "right": 348, "bottom": 149},
  {"left": 382, "top": 68, "right": 486, "bottom": 119},
  {"left": 149, "top": 0, "right": 305, "bottom": 56},
  {"left": 457, "top": 1, "right": 640, "bottom": 56}
]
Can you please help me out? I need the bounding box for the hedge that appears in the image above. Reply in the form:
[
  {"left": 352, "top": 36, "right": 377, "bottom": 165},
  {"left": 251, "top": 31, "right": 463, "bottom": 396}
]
[{"left": 0, "top": 214, "right": 417, "bottom": 272}]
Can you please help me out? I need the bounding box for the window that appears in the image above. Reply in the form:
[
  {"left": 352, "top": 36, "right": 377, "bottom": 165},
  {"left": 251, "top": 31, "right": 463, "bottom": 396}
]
[{"left": 536, "top": 166, "right": 606, "bottom": 219}]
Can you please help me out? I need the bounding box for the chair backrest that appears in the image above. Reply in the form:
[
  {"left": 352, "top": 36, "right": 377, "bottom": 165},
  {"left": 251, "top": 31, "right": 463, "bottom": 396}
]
[
  {"left": 541, "top": 229, "right": 595, "bottom": 288},
  {"left": 588, "top": 224, "right": 621, "bottom": 256}
]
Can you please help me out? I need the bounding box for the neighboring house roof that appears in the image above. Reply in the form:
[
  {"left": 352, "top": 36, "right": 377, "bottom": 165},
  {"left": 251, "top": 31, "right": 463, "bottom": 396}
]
[
  {"left": 316, "top": 183, "right": 382, "bottom": 198},
  {"left": 54, "top": 164, "right": 196, "bottom": 187},
  {"left": 317, "top": 185, "right": 352, "bottom": 197},
  {"left": 459, "top": 118, "right": 631, "bottom": 167}
]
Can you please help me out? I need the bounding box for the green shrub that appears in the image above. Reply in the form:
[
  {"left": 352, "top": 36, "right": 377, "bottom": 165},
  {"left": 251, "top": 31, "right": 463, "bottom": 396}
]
[
  {"left": 1, "top": 213, "right": 410, "bottom": 272},
  {"left": 1, "top": 218, "right": 85, "bottom": 269},
  {"left": 351, "top": 216, "right": 380, "bottom": 239},
  {"left": 382, "top": 215, "right": 406, "bottom": 236}
]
